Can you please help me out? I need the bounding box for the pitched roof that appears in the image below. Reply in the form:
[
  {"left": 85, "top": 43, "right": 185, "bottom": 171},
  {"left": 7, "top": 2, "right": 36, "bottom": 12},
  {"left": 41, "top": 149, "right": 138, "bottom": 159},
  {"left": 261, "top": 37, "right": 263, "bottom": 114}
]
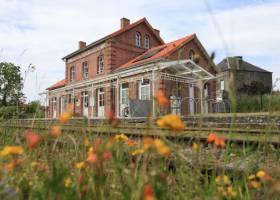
[
  {"left": 62, "top": 18, "right": 164, "bottom": 60},
  {"left": 47, "top": 79, "right": 66, "bottom": 90},
  {"left": 217, "top": 56, "right": 271, "bottom": 73},
  {"left": 116, "top": 34, "right": 196, "bottom": 71}
]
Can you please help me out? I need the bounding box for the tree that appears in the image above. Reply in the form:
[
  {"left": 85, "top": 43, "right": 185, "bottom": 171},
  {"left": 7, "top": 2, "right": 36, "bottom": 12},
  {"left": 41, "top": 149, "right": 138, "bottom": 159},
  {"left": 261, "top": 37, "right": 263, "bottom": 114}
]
[{"left": 0, "top": 62, "right": 24, "bottom": 106}]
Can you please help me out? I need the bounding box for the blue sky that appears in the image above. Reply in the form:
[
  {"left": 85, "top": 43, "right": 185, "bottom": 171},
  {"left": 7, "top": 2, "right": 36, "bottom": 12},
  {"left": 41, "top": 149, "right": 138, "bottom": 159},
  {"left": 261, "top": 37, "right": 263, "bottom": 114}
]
[{"left": 0, "top": 0, "right": 279, "bottom": 101}]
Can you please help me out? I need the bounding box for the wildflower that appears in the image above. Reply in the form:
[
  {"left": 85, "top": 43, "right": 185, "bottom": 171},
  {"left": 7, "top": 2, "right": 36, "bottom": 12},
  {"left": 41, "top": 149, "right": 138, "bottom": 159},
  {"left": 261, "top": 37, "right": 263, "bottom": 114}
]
[
  {"left": 154, "top": 139, "right": 171, "bottom": 156},
  {"left": 143, "top": 184, "right": 155, "bottom": 200},
  {"left": 132, "top": 149, "right": 145, "bottom": 156},
  {"left": 50, "top": 126, "right": 61, "bottom": 137},
  {"left": 192, "top": 142, "right": 199, "bottom": 150},
  {"left": 126, "top": 139, "right": 137, "bottom": 147},
  {"left": 5, "top": 159, "right": 23, "bottom": 171},
  {"left": 59, "top": 112, "right": 72, "bottom": 124},
  {"left": 215, "top": 175, "right": 231, "bottom": 185},
  {"left": 206, "top": 133, "right": 217, "bottom": 143},
  {"left": 249, "top": 180, "right": 261, "bottom": 189},
  {"left": 83, "top": 138, "right": 90, "bottom": 147},
  {"left": 102, "top": 151, "right": 112, "bottom": 160},
  {"left": 114, "top": 133, "right": 129, "bottom": 142},
  {"left": 143, "top": 137, "right": 154, "bottom": 150},
  {"left": 64, "top": 177, "right": 72, "bottom": 188},
  {"left": 256, "top": 170, "right": 272, "bottom": 181},
  {"left": 155, "top": 90, "right": 169, "bottom": 106},
  {"left": 75, "top": 161, "right": 87, "bottom": 170},
  {"left": 207, "top": 133, "right": 226, "bottom": 148},
  {"left": 25, "top": 131, "right": 42, "bottom": 149},
  {"left": 31, "top": 161, "right": 39, "bottom": 168},
  {"left": 226, "top": 186, "right": 237, "bottom": 198},
  {"left": 87, "top": 153, "right": 98, "bottom": 164},
  {"left": 107, "top": 109, "right": 119, "bottom": 125},
  {"left": 156, "top": 114, "right": 185, "bottom": 132},
  {"left": 0, "top": 146, "right": 24, "bottom": 156}
]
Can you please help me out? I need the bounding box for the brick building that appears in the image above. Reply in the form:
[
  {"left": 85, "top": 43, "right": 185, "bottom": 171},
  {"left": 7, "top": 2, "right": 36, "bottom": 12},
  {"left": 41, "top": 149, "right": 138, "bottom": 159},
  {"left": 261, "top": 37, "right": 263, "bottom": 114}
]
[{"left": 47, "top": 17, "right": 218, "bottom": 118}]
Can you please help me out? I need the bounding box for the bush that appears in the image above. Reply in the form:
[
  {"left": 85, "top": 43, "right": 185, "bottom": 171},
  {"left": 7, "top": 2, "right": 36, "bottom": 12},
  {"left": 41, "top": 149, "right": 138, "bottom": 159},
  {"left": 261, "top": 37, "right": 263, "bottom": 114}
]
[{"left": 0, "top": 106, "right": 19, "bottom": 119}]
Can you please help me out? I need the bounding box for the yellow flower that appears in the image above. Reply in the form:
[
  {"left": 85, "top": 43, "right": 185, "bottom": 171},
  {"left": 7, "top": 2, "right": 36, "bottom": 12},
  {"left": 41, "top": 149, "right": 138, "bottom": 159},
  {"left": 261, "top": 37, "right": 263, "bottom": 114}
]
[
  {"left": 64, "top": 177, "right": 72, "bottom": 188},
  {"left": 143, "top": 137, "right": 154, "bottom": 150},
  {"left": 227, "top": 186, "right": 237, "bottom": 198},
  {"left": 154, "top": 139, "right": 171, "bottom": 156},
  {"left": 256, "top": 170, "right": 266, "bottom": 178},
  {"left": 192, "top": 142, "right": 199, "bottom": 150},
  {"left": 156, "top": 114, "right": 185, "bottom": 132},
  {"left": 250, "top": 180, "right": 261, "bottom": 189},
  {"left": 131, "top": 149, "right": 145, "bottom": 156},
  {"left": 83, "top": 138, "right": 90, "bottom": 147},
  {"left": 31, "top": 161, "right": 39, "bottom": 168},
  {"left": 215, "top": 175, "right": 231, "bottom": 185},
  {"left": 75, "top": 161, "right": 87, "bottom": 170},
  {"left": 114, "top": 134, "right": 128, "bottom": 142},
  {"left": 0, "top": 146, "right": 24, "bottom": 156},
  {"left": 248, "top": 174, "right": 256, "bottom": 180}
]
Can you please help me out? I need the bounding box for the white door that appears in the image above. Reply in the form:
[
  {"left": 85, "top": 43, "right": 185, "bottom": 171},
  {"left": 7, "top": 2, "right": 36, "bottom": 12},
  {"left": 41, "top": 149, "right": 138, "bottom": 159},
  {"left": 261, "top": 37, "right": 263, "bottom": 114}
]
[
  {"left": 52, "top": 97, "right": 57, "bottom": 118},
  {"left": 97, "top": 88, "right": 105, "bottom": 117},
  {"left": 120, "top": 83, "right": 129, "bottom": 117},
  {"left": 189, "top": 84, "right": 194, "bottom": 114},
  {"left": 82, "top": 91, "right": 89, "bottom": 117},
  {"left": 204, "top": 84, "right": 208, "bottom": 113}
]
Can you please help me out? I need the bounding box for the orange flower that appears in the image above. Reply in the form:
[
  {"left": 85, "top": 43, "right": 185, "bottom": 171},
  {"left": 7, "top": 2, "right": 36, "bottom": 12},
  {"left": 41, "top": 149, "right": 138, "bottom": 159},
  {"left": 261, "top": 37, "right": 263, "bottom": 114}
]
[
  {"left": 126, "top": 139, "right": 137, "bottom": 147},
  {"left": 0, "top": 146, "right": 24, "bottom": 156},
  {"left": 5, "top": 158, "right": 23, "bottom": 171},
  {"left": 131, "top": 149, "right": 145, "bottom": 156},
  {"left": 59, "top": 112, "right": 72, "bottom": 124},
  {"left": 115, "top": 133, "right": 129, "bottom": 142},
  {"left": 155, "top": 90, "right": 169, "bottom": 106},
  {"left": 25, "top": 131, "right": 42, "bottom": 149},
  {"left": 50, "top": 126, "right": 61, "bottom": 137},
  {"left": 143, "top": 137, "right": 154, "bottom": 150},
  {"left": 87, "top": 152, "right": 98, "bottom": 164},
  {"left": 206, "top": 133, "right": 217, "bottom": 143},
  {"left": 257, "top": 170, "right": 272, "bottom": 181},
  {"left": 214, "top": 136, "right": 226, "bottom": 148},
  {"left": 143, "top": 184, "right": 155, "bottom": 200},
  {"left": 154, "top": 139, "right": 171, "bottom": 156},
  {"left": 102, "top": 151, "right": 112, "bottom": 160},
  {"left": 206, "top": 133, "right": 226, "bottom": 148},
  {"left": 156, "top": 114, "right": 185, "bottom": 132}
]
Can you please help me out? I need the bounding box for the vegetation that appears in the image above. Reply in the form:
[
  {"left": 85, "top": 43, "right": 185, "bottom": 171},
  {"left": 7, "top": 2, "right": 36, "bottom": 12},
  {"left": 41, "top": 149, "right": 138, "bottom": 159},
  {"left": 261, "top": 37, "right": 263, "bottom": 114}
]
[{"left": 0, "top": 94, "right": 280, "bottom": 200}]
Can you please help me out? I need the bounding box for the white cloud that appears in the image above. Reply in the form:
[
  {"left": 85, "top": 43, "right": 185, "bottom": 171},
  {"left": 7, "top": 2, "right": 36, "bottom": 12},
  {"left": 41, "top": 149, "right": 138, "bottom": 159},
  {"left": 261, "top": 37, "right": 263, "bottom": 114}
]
[{"left": 0, "top": 0, "right": 279, "bottom": 101}]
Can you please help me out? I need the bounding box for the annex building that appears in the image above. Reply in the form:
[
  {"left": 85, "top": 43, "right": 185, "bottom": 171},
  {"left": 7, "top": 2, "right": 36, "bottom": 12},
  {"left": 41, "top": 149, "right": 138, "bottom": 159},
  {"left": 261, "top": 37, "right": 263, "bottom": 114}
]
[{"left": 46, "top": 17, "right": 218, "bottom": 118}]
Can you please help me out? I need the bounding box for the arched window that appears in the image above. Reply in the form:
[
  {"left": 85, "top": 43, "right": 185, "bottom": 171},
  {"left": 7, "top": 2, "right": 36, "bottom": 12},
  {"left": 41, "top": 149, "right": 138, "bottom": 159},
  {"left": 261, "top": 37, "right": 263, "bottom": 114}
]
[
  {"left": 97, "top": 55, "right": 104, "bottom": 74},
  {"left": 135, "top": 32, "right": 141, "bottom": 47},
  {"left": 144, "top": 35, "right": 150, "bottom": 49},
  {"left": 189, "top": 50, "right": 195, "bottom": 60}
]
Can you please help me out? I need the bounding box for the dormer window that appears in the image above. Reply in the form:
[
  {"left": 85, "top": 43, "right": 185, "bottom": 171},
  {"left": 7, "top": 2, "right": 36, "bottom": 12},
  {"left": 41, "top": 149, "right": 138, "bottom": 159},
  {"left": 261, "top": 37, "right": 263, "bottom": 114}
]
[
  {"left": 189, "top": 50, "right": 195, "bottom": 60},
  {"left": 97, "top": 55, "right": 104, "bottom": 74},
  {"left": 82, "top": 62, "right": 88, "bottom": 79},
  {"left": 135, "top": 32, "right": 141, "bottom": 47},
  {"left": 70, "top": 66, "right": 75, "bottom": 82},
  {"left": 144, "top": 35, "right": 150, "bottom": 49}
]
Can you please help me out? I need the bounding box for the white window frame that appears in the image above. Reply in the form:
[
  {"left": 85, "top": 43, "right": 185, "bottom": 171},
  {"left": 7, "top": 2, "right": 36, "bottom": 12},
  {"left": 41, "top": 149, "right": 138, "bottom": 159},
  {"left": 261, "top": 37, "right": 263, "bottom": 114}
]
[
  {"left": 82, "top": 62, "right": 88, "bottom": 79},
  {"left": 70, "top": 66, "right": 75, "bottom": 82},
  {"left": 135, "top": 32, "right": 141, "bottom": 47},
  {"left": 98, "top": 88, "right": 104, "bottom": 107},
  {"left": 144, "top": 35, "right": 150, "bottom": 49},
  {"left": 97, "top": 56, "right": 104, "bottom": 74},
  {"left": 220, "top": 80, "right": 225, "bottom": 91},
  {"left": 138, "top": 80, "right": 150, "bottom": 100},
  {"left": 121, "top": 83, "right": 129, "bottom": 105}
]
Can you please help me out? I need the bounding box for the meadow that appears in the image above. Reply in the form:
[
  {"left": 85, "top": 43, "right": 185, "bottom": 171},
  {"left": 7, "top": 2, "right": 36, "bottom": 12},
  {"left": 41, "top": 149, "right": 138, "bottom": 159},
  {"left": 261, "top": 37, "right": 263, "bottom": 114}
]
[{"left": 0, "top": 97, "right": 280, "bottom": 200}]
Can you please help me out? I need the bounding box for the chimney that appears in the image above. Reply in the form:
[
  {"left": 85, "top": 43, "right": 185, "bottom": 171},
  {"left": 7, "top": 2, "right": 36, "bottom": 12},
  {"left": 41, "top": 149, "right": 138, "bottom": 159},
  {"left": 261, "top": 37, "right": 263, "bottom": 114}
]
[
  {"left": 154, "top": 29, "right": 160, "bottom": 37},
  {"left": 235, "top": 56, "right": 242, "bottom": 69},
  {"left": 78, "top": 41, "right": 86, "bottom": 49},
  {"left": 120, "top": 18, "right": 130, "bottom": 29}
]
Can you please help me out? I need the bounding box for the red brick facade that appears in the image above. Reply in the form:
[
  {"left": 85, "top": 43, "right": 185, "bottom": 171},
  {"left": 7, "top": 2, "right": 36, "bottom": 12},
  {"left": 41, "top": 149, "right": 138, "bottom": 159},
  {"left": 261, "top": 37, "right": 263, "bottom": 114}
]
[{"left": 47, "top": 18, "right": 217, "bottom": 118}]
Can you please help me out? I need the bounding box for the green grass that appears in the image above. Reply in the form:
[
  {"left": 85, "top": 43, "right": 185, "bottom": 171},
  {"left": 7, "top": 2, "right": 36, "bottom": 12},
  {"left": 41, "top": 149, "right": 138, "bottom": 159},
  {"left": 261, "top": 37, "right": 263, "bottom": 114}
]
[{"left": 0, "top": 121, "right": 280, "bottom": 200}]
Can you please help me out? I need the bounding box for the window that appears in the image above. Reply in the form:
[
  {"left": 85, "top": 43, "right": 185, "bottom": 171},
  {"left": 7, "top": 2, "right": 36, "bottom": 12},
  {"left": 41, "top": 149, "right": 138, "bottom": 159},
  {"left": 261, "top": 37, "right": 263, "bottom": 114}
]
[
  {"left": 70, "top": 66, "right": 75, "bottom": 82},
  {"left": 135, "top": 32, "right": 141, "bottom": 47},
  {"left": 68, "top": 94, "right": 73, "bottom": 104},
  {"left": 220, "top": 80, "right": 225, "bottom": 90},
  {"left": 189, "top": 50, "right": 195, "bottom": 60},
  {"left": 97, "top": 55, "right": 104, "bottom": 74},
  {"left": 144, "top": 35, "right": 150, "bottom": 49},
  {"left": 121, "top": 83, "right": 129, "bottom": 104},
  {"left": 139, "top": 80, "right": 150, "bottom": 100},
  {"left": 98, "top": 88, "right": 104, "bottom": 107},
  {"left": 82, "top": 62, "right": 88, "bottom": 79}
]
